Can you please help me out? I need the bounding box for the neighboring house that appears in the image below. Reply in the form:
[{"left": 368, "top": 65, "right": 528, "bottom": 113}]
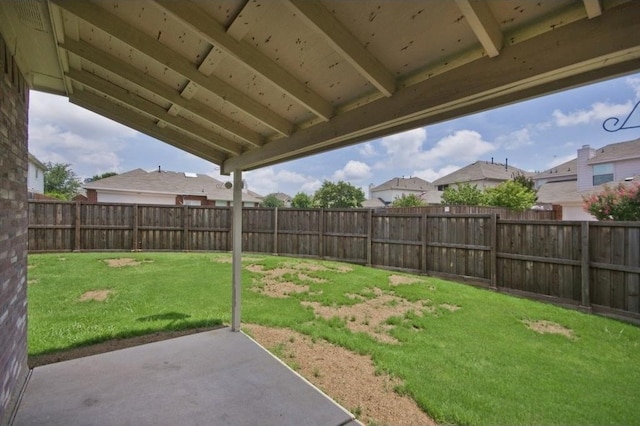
[
  {"left": 368, "top": 177, "right": 439, "bottom": 206},
  {"left": 27, "top": 153, "right": 46, "bottom": 196},
  {"left": 83, "top": 168, "right": 263, "bottom": 207},
  {"left": 433, "top": 160, "right": 530, "bottom": 193},
  {"left": 267, "top": 192, "right": 292, "bottom": 207},
  {"left": 534, "top": 138, "right": 640, "bottom": 220}
]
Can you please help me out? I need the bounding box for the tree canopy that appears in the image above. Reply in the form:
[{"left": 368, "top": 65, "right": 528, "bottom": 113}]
[
  {"left": 261, "top": 194, "right": 285, "bottom": 208},
  {"left": 44, "top": 162, "right": 81, "bottom": 200},
  {"left": 87, "top": 172, "right": 117, "bottom": 182},
  {"left": 583, "top": 182, "right": 640, "bottom": 221},
  {"left": 391, "top": 193, "right": 426, "bottom": 207},
  {"left": 291, "top": 192, "right": 313, "bottom": 208},
  {"left": 441, "top": 183, "right": 484, "bottom": 206},
  {"left": 313, "top": 180, "right": 365, "bottom": 208},
  {"left": 483, "top": 180, "right": 537, "bottom": 211}
]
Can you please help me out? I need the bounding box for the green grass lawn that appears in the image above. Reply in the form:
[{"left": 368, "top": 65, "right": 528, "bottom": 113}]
[{"left": 28, "top": 252, "right": 640, "bottom": 426}]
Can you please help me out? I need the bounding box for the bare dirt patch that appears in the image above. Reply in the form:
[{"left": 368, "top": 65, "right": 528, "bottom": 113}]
[
  {"left": 104, "top": 258, "right": 152, "bottom": 268},
  {"left": 439, "top": 304, "right": 460, "bottom": 312},
  {"left": 248, "top": 264, "right": 327, "bottom": 298},
  {"left": 302, "top": 290, "right": 432, "bottom": 344},
  {"left": 389, "top": 274, "right": 423, "bottom": 286},
  {"left": 79, "top": 289, "right": 114, "bottom": 302},
  {"left": 244, "top": 324, "right": 435, "bottom": 426},
  {"left": 27, "top": 279, "right": 38, "bottom": 285},
  {"left": 213, "top": 255, "right": 265, "bottom": 264},
  {"left": 281, "top": 261, "right": 353, "bottom": 273},
  {"left": 523, "top": 320, "right": 575, "bottom": 339}
]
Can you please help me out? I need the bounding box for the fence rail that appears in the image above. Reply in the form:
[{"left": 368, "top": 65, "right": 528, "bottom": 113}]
[{"left": 28, "top": 201, "right": 640, "bottom": 323}]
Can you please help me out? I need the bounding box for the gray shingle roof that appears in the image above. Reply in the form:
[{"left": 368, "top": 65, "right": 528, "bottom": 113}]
[
  {"left": 432, "top": 161, "right": 529, "bottom": 186},
  {"left": 533, "top": 158, "right": 577, "bottom": 180},
  {"left": 537, "top": 175, "right": 640, "bottom": 204},
  {"left": 587, "top": 138, "right": 640, "bottom": 164},
  {"left": 371, "top": 177, "right": 432, "bottom": 192},
  {"left": 83, "top": 168, "right": 262, "bottom": 202}
]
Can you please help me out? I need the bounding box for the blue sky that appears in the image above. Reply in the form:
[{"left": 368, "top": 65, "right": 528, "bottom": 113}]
[{"left": 29, "top": 71, "right": 640, "bottom": 197}]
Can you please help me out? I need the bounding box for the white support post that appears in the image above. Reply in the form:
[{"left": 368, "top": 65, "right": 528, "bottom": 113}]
[{"left": 231, "top": 169, "right": 243, "bottom": 331}]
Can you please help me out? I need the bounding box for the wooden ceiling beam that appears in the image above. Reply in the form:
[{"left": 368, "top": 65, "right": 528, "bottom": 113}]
[
  {"left": 222, "top": 1, "right": 640, "bottom": 173},
  {"left": 285, "top": 0, "right": 396, "bottom": 97},
  {"left": 50, "top": 0, "right": 293, "bottom": 137},
  {"left": 583, "top": 0, "right": 603, "bottom": 18},
  {"left": 454, "top": 0, "right": 503, "bottom": 58},
  {"left": 155, "top": 0, "right": 334, "bottom": 121},
  {"left": 67, "top": 68, "right": 244, "bottom": 156},
  {"left": 71, "top": 90, "right": 226, "bottom": 165},
  {"left": 60, "top": 38, "right": 263, "bottom": 149}
]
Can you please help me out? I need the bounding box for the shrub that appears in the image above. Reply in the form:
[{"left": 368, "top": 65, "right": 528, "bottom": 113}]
[{"left": 583, "top": 181, "right": 640, "bottom": 221}]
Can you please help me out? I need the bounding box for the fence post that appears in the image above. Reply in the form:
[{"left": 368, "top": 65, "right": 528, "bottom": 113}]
[
  {"left": 183, "top": 205, "right": 189, "bottom": 251},
  {"left": 421, "top": 213, "right": 427, "bottom": 273},
  {"left": 132, "top": 204, "right": 139, "bottom": 251},
  {"left": 273, "top": 207, "right": 279, "bottom": 255},
  {"left": 490, "top": 213, "right": 498, "bottom": 288},
  {"left": 581, "top": 221, "right": 591, "bottom": 308},
  {"left": 73, "top": 201, "right": 81, "bottom": 252},
  {"left": 366, "top": 209, "right": 372, "bottom": 266},
  {"left": 318, "top": 208, "right": 324, "bottom": 259}
]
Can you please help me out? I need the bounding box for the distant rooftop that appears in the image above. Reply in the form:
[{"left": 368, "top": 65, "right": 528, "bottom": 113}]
[
  {"left": 432, "top": 161, "right": 529, "bottom": 186},
  {"left": 371, "top": 177, "right": 432, "bottom": 192}
]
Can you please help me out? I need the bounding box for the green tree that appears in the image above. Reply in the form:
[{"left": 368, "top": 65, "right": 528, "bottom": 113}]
[
  {"left": 291, "top": 192, "right": 313, "bottom": 208},
  {"left": 483, "top": 180, "right": 537, "bottom": 210},
  {"left": 44, "top": 162, "right": 81, "bottom": 200},
  {"left": 391, "top": 193, "right": 426, "bottom": 207},
  {"left": 583, "top": 182, "right": 640, "bottom": 221},
  {"left": 261, "top": 194, "right": 285, "bottom": 208},
  {"left": 511, "top": 171, "right": 535, "bottom": 192},
  {"left": 313, "top": 180, "right": 365, "bottom": 208},
  {"left": 441, "top": 183, "right": 484, "bottom": 206},
  {"left": 88, "top": 172, "right": 117, "bottom": 182}
]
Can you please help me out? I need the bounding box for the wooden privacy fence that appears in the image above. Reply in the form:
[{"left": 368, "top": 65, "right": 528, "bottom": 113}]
[{"left": 28, "top": 201, "right": 640, "bottom": 323}]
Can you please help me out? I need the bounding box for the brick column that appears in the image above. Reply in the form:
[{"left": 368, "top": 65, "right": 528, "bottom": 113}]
[{"left": 0, "top": 35, "right": 30, "bottom": 425}]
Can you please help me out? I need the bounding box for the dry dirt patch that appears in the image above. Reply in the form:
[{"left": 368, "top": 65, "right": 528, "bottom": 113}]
[
  {"left": 244, "top": 324, "right": 435, "bottom": 426},
  {"left": 303, "top": 289, "right": 432, "bottom": 344},
  {"left": 104, "top": 258, "right": 152, "bottom": 268},
  {"left": 523, "top": 320, "right": 575, "bottom": 339},
  {"left": 389, "top": 274, "right": 423, "bottom": 286},
  {"left": 79, "top": 289, "right": 114, "bottom": 302},
  {"left": 247, "top": 264, "right": 311, "bottom": 298}
]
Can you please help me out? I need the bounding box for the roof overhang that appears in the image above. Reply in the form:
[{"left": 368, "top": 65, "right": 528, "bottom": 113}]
[{"left": 2, "top": 0, "right": 639, "bottom": 174}]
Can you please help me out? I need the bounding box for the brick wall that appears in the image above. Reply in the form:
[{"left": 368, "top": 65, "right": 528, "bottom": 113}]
[{"left": 0, "top": 35, "right": 30, "bottom": 425}]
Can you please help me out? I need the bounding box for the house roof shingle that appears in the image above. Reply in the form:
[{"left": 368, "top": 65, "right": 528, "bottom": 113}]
[
  {"left": 371, "top": 177, "right": 432, "bottom": 192},
  {"left": 533, "top": 158, "right": 577, "bottom": 181},
  {"left": 84, "top": 168, "right": 262, "bottom": 202},
  {"left": 587, "top": 138, "right": 640, "bottom": 164},
  {"left": 432, "top": 161, "right": 529, "bottom": 186}
]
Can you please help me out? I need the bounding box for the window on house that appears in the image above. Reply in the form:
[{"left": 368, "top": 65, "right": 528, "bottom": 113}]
[
  {"left": 593, "top": 163, "right": 614, "bottom": 186},
  {"left": 437, "top": 184, "right": 448, "bottom": 191},
  {"left": 183, "top": 199, "right": 201, "bottom": 206}
]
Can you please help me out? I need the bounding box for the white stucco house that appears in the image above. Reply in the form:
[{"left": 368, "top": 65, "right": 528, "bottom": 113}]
[
  {"left": 83, "top": 168, "right": 263, "bottom": 207},
  {"left": 534, "top": 138, "right": 640, "bottom": 220},
  {"left": 367, "top": 177, "right": 439, "bottom": 206},
  {"left": 27, "top": 153, "right": 46, "bottom": 196}
]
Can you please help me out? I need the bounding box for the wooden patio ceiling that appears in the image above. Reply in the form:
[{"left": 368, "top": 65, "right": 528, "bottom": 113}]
[{"left": 1, "top": 0, "right": 639, "bottom": 174}]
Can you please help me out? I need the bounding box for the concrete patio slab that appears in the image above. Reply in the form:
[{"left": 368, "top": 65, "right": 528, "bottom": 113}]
[{"left": 13, "top": 327, "right": 359, "bottom": 426}]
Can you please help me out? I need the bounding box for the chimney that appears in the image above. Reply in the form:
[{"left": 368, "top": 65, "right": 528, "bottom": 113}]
[
  {"left": 505, "top": 158, "right": 508, "bottom": 171},
  {"left": 491, "top": 157, "right": 494, "bottom": 164},
  {"left": 577, "top": 144, "right": 597, "bottom": 191},
  {"left": 158, "top": 165, "right": 161, "bottom": 173}
]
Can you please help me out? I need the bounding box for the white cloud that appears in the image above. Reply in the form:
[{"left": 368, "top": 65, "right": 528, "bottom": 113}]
[
  {"left": 331, "top": 160, "right": 371, "bottom": 181},
  {"left": 374, "top": 128, "right": 495, "bottom": 173},
  {"left": 301, "top": 180, "right": 322, "bottom": 194},
  {"left": 552, "top": 101, "right": 632, "bottom": 127},
  {"left": 358, "top": 142, "right": 378, "bottom": 157},
  {"left": 627, "top": 76, "right": 640, "bottom": 100},
  {"left": 243, "top": 167, "right": 316, "bottom": 196},
  {"left": 412, "top": 165, "right": 460, "bottom": 182},
  {"left": 495, "top": 128, "right": 534, "bottom": 150}
]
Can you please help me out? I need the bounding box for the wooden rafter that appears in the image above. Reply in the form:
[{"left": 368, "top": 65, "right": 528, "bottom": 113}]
[
  {"left": 60, "top": 38, "right": 264, "bottom": 148},
  {"left": 50, "top": 0, "right": 294, "bottom": 137},
  {"left": 454, "top": 0, "right": 503, "bottom": 58},
  {"left": 71, "top": 90, "right": 226, "bottom": 165},
  {"left": 155, "top": 0, "right": 334, "bottom": 121},
  {"left": 285, "top": 0, "right": 396, "bottom": 97},
  {"left": 67, "top": 68, "right": 244, "bottom": 156}
]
